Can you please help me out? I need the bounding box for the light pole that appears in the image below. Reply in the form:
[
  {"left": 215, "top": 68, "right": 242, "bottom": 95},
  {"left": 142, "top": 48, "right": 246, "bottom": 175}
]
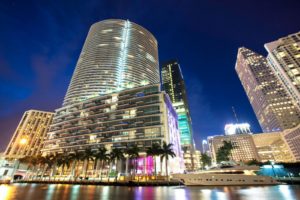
[{"left": 271, "top": 161, "right": 277, "bottom": 178}]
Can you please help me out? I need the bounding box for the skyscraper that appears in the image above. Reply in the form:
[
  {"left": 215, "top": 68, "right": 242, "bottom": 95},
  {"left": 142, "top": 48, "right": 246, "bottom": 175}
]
[
  {"left": 161, "top": 60, "right": 193, "bottom": 146},
  {"left": 5, "top": 110, "right": 53, "bottom": 158},
  {"left": 265, "top": 32, "right": 300, "bottom": 108},
  {"left": 42, "top": 20, "right": 184, "bottom": 175},
  {"left": 235, "top": 47, "right": 300, "bottom": 132},
  {"left": 63, "top": 19, "right": 160, "bottom": 106}
]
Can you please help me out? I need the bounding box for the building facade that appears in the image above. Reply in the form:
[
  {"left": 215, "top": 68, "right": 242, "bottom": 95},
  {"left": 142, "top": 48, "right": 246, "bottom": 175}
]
[
  {"left": 4, "top": 110, "right": 54, "bottom": 158},
  {"left": 43, "top": 84, "right": 184, "bottom": 174},
  {"left": 265, "top": 32, "right": 300, "bottom": 108},
  {"left": 208, "top": 134, "right": 260, "bottom": 164},
  {"left": 252, "top": 132, "right": 294, "bottom": 162},
  {"left": 63, "top": 19, "right": 160, "bottom": 106},
  {"left": 161, "top": 60, "right": 195, "bottom": 170},
  {"left": 282, "top": 123, "right": 300, "bottom": 162},
  {"left": 161, "top": 60, "right": 193, "bottom": 146},
  {"left": 236, "top": 47, "right": 300, "bottom": 132}
]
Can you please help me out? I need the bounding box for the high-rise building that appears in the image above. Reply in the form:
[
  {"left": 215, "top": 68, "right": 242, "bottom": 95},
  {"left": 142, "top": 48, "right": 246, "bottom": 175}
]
[
  {"left": 265, "top": 32, "right": 300, "bottom": 108},
  {"left": 63, "top": 19, "right": 160, "bottom": 106},
  {"left": 252, "top": 132, "right": 294, "bottom": 162},
  {"left": 43, "top": 84, "right": 184, "bottom": 174},
  {"left": 202, "top": 139, "right": 209, "bottom": 154},
  {"left": 42, "top": 20, "right": 185, "bottom": 174},
  {"left": 235, "top": 47, "right": 300, "bottom": 132},
  {"left": 161, "top": 60, "right": 193, "bottom": 146},
  {"left": 161, "top": 60, "right": 194, "bottom": 170},
  {"left": 5, "top": 110, "right": 54, "bottom": 158},
  {"left": 282, "top": 123, "right": 300, "bottom": 161},
  {"left": 208, "top": 134, "right": 260, "bottom": 164}
]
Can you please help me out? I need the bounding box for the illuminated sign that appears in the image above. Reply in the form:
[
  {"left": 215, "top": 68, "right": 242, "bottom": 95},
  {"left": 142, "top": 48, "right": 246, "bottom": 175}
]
[{"left": 224, "top": 123, "right": 251, "bottom": 135}]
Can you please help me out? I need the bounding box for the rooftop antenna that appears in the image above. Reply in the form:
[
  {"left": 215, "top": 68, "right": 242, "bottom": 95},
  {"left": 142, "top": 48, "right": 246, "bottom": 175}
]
[{"left": 232, "top": 106, "right": 239, "bottom": 123}]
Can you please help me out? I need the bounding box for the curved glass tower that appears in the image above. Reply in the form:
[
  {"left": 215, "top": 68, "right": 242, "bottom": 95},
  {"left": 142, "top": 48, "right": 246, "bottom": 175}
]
[{"left": 63, "top": 19, "right": 159, "bottom": 106}]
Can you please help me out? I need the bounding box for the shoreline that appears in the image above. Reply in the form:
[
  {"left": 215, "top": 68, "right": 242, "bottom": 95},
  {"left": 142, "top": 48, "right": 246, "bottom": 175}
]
[{"left": 11, "top": 180, "right": 183, "bottom": 186}]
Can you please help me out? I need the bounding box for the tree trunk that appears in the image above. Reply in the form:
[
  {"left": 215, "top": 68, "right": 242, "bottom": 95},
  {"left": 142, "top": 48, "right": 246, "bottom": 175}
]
[
  {"left": 41, "top": 165, "right": 47, "bottom": 180},
  {"left": 71, "top": 161, "right": 76, "bottom": 178},
  {"left": 99, "top": 160, "right": 104, "bottom": 181},
  {"left": 95, "top": 159, "right": 100, "bottom": 177},
  {"left": 165, "top": 158, "right": 168, "bottom": 182},
  {"left": 84, "top": 159, "right": 88, "bottom": 178},
  {"left": 51, "top": 163, "right": 57, "bottom": 178},
  {"left": 108, "top": 161, "right": 112, "bottom": 182},
  {"left": 115, "top": 159, "right": 118, "bottom": 182},
  {"left": 125, "top": 157, "right": 129, "bottom": 177}
]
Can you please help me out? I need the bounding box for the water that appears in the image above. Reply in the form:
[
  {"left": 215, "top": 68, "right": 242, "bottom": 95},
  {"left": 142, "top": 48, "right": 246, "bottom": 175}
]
[{"left": 0, "top": 184, "right": 300, "bottom": 200}]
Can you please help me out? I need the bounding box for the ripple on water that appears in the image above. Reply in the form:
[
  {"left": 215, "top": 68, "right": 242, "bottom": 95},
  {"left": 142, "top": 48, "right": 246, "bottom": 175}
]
[{"left": 0, "top": 184, "right": 299, "bottom": 200}]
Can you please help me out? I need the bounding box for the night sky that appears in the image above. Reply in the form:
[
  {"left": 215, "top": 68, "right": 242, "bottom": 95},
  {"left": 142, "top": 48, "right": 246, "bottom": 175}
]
[{"left": 0, "top": 0, "right": 299, "bottom": 151}]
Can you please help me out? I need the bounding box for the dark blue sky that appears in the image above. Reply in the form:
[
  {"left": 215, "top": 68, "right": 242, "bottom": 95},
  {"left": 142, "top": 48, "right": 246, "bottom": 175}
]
[{"left": 0, "top": 0, "right": 299, "bottom": 151}]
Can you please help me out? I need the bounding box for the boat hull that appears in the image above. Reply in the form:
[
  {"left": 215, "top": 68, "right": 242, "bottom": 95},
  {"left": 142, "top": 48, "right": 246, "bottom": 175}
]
[{"left": 173, "top": 173, "right": 278, "bottom": 186}]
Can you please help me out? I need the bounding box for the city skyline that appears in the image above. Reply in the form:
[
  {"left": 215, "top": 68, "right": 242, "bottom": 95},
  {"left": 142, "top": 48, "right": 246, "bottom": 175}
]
[{"left": 1, "top": 0, "right": 299, "bottom": 151}]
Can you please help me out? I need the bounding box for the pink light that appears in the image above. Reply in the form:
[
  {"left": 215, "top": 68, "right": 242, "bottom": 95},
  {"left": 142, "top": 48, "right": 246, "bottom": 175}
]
[{"left": 134, "top": 156, "right": 154, "bottom": 174}]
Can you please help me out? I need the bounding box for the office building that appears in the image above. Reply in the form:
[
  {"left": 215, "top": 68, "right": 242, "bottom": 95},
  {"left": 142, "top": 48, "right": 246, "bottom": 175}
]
[
  {"left": 252, "top": 132, "right": 294, "bottom": 162},
  {"left": 208, "top": 134, "right": 260, "bottom": 164},
  {"left": 161, "top": 60, "right": 193, "bottom": 146},
  {"left": 43, "top": 84, "right": 184, "bottom": 174},
  {"left": 265, "top": 32, "right": 300, "bottom": 108},
  {"left": 63, "top": 19, "right": 160, "bottom": 106},
  {"left": 161, "top": 60, "right": 195, "bottom": 170},
  {"left": 236, "top": 47, "right": 300, "bottom": 132},
  {"left": 4, "top": 110, "right": 54, "bottom": 158}
]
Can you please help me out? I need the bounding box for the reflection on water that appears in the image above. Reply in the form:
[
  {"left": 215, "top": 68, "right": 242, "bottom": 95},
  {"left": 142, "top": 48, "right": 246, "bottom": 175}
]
[{"left": 0, "top": 184, "right": 299, "bottom": 200}]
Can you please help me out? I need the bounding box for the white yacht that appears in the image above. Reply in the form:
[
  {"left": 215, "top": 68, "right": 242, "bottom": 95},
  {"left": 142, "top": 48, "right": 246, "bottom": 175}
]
[{"left": 172, "top": 166, "right": 278, "bottom": 186}]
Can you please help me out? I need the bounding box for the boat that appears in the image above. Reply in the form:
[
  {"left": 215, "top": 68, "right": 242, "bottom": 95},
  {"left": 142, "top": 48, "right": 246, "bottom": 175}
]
[{"left": 172, "top": 165, "right": 279, "bottom": 186}]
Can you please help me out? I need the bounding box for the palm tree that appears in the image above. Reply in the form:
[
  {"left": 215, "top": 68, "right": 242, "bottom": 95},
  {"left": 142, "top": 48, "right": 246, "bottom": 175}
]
[
  {"left": 21, "top": 156, "right": 39, "bottom": 179},
  {"left": 56, "top": 154, "right": 72, "bottom": 177},
  {"left": 200, "top": 153, "right": 211, "bottom": 169},
  {"left": 146, "top": 143, "right": 162, "bottom": 180},
  {"left": 68, "top": 151, "right": 84, "bottom": 178},
  {"left": 125, "top": 145, "right": 140, "bottom": 180},
  {"left": 94, "top": 147, "right": 109, "bottom": 181},
  {"left": 160, "top": 142, "right": 176, "bottom": 181},
  {"left": 82, "top": 148, "right": 95, "bottom": 178},
  {"left": 38, "top": 156, "right": 50, "bottom": 179},
  {"left": 110, "top": 148, "right": 124, "bottom": 181},
  {"left": 216, "top": 141, "right": 237, "bottom": 163}
]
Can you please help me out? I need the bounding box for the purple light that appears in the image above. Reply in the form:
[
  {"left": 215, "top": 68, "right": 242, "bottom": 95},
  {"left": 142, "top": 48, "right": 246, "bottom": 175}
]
[{"left": 134, "top": 156, "right": 154, "bottom": 174}]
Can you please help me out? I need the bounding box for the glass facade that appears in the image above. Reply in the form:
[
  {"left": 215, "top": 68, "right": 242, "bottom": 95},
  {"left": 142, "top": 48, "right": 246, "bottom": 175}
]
[
  {"left": 236, "top": 47, "right": 300, "bottom": 132},
  {"left": 265, "top": 32, "right": 300, "bottom": 109},
  {"left": 161, "top": 60, "right": 193, "bottom": 146},
  {"left": 63, "top": 19, "right": 160, "bottom": 106}
]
